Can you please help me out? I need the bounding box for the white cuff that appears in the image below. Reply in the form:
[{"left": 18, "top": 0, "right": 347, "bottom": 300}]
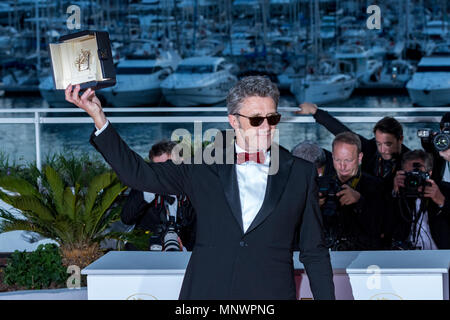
[
  {"left": 143, "top": 192, "right": 156, "bottom": 203},
  {"left": 94, "top": 120, "right": 109, "bottom": 136}
]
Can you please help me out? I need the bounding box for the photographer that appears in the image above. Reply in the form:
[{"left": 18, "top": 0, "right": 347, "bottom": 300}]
[
  {"left": 387, "top": 150, "right": 450, "bottom": 250},
  {"left": 121, "top": 140, "right": 196, "bottom": 251},
  {"left": 296, "top": 103, "right": 410, "bottom": 191},
  {"left": 317, "top": 132, "right": 384, "bottom": 251},
  {"left": 291, "top": 140, "right": 335, "bottom": 178},
  {"left": 419, "top": 112, "right": 450, "bottom": 184}
]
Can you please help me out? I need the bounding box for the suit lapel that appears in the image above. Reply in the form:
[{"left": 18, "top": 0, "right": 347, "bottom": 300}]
[
  {"left": 245, "top": 146, "right": 293, "bottom": 234},
  {"left": 217, "top": 162, "right": 244, "bottom": 232},
  {"left": 216, "top": 130, "right": 244, "bottom": 232}
]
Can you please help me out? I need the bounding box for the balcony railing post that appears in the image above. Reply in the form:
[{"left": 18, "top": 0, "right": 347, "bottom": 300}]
[{"left": 34, "top": 111, "right": 42, "bottom": 171}]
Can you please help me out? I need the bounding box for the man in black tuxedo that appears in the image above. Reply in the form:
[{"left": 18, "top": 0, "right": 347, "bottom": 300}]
[{"left": 65, "top": 76, "right": 335, "bottom": 300}]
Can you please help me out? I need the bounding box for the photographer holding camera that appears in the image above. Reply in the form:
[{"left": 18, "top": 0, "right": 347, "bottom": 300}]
[
  {"left": 388, "top": 149, "right": 450, "bottom": 250},
  {"left": 296, "top": 103, "right": 410, "bottom": 192},
  {"left": 121, "top": 140, "right": 196, "bottom": 251},
  {"left": 316, "top": 132, "right": 384, "bottom": 251},
  {"left": 419, "top": 112, "right": 450, "bottom": 184}
]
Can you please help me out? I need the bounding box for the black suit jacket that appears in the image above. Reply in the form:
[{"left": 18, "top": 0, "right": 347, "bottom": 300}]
[
  {"left": 90, "top": 124, "right": 335, "bottom": 300},
  {"left": 121, "top": 189, "right": 197, "bottom": 251},
  {"left": 421, "top": 139, "right": 447, "bottom": 184},
  {"left": 386, "top": 185, "right": 450, "bottom": 249}
]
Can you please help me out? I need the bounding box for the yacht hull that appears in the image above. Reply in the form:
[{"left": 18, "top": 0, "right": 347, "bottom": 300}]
[
  {"left": 291, "top": 78, "right": 356, "bottom": 105},
  {"left": 101, "top": 87, "right": 162, "bottom": 107},
  {"left": 162, "top": 86, "right": 229, "bottom": 106},
  {"left": 407, "top": 87, "right": 450, "bottom": 107}
]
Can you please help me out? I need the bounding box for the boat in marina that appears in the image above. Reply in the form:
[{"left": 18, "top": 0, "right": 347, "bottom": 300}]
[
  {"left": 0, "top": 59, "right": 40, "bottom": 94},
  {"left": 38, "top": 75, "right": 73, "bottom": 107},
  {"left": 334, "top": 44, "right": 383, "bottom": 88},
  {"left": 359, "top": 59, "right": 416, "bottom": 89},
  {"left": 406, "top": 43, "right": 450, "bottom": 107},
  {"left": 290, "top": 73, "right": 356, "bottom": 105},
  {"left": 161, "top": 56, "right": 238, "bottom": 106},
  {"left": 100, "top": 50, "right": 181, "bottom": 107}
]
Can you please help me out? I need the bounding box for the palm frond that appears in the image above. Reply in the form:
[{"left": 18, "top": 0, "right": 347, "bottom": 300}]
[
  {"left": 83, "top": 172, "right": 114, "bottom": 217},
  {"left": 89, "top": 183, "right": 127, "bottom": 236},
  {"left": 5, "top": 195, "right": 55, "bottom": 223},
  {"left": 44, "top": 165, "right": 65, "bottom": 216},
  {"left": 0, "top": 175, "right": 40, "bottom": 198},
  {"left": 62, "top": 186, "right": 76, "bottom": 221}
]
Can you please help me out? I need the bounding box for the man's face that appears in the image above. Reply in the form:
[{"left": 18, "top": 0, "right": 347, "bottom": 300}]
[
  {"left": 332, "top": 142, "right": 363, "bottom": 182},
  {"left": 375, "top": 130, "right": 403, "bottom": 160},
  {"left": 228, "top": 96, "right": 278, "bottom": 152},
  {"left": 152, "top": 152, "right": 171, "bottom": 163}
]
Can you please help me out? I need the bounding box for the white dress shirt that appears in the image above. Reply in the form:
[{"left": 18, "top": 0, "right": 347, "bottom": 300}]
[
  {"left": 235, "top": 143, "right": 270, "bottom": 233},
  {"left": 443, "top": 161, "right": 450, "bottom": 183},
  {"left": 409, "top": 199, "right": 438, "bottom": 250}
]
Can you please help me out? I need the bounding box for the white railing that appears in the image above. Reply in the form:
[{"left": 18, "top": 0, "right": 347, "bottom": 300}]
[{"left": 0, "top": 106, "right": 447, "bottom": 170}]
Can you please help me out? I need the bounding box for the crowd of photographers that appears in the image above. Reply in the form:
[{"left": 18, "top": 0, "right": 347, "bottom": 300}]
[
  {"left": 295, "top": 104, "right": 450, "bottom": 251},
  {"left": 118, "top": 105, "right": 449, "bottom": 252}
]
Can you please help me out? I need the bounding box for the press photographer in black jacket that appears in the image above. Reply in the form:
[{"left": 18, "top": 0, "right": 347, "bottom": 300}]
[
  {"left": 308, "top": 132, "right": 384, "bottom": 250},
  {"left": 296, "top": 103, "right": 410, "bottom": 191},
  {"left": 387, "top": 149, "right": 450, "bottom": 250},
  {"left": 419, "top": 112, "right": 450, "bottom": 184},
  {"left": 121, "top": 140, "right": 196, "bottom": 251}
]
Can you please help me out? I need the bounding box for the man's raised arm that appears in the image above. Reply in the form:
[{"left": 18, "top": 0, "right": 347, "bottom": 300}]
[
  {"left": 65, "top": 85, "right": 191, "bottom": 197},
  {"left": 296, "top": 102, "right": 370, "bottom": 146}
]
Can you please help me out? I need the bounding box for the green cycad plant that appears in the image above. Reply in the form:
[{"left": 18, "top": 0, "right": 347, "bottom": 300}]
[{"left": 0, "top": 153, "right": 127, "bottom": 269}]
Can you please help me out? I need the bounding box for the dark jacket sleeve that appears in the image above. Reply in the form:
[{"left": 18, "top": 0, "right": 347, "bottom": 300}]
[
  {"left": 298, "top": 164, "right": 335, "bottom": 300},
  {"left": 313, "top": 109, "right": 372, "bottom": 150},
  {"left": 121, "top": 189, "right": 149, "bottom": 225},
  {"left": 90, "top": 123, "right": 192, "bottom": 197},
  {"left": 437, "top": 181, "right": 450, "bottom": 215}
]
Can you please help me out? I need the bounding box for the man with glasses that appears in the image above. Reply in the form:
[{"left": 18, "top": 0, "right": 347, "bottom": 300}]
[{"left": 65, "top": 76, "right": 335, "bottom": 300}]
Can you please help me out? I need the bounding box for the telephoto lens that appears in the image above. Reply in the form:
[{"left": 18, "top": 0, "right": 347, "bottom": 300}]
[{"left": 163, "top": 216, "right": 181, "bottom": 251}]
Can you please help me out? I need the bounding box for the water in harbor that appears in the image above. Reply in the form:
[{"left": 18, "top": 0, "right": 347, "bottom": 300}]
[{"left": 0, "top": 92, "right": 443, "bottom": 166}]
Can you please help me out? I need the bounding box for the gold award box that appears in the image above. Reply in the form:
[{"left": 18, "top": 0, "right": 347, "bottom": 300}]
[{"left": 49, "top": 30, "right": 116, "bottom": 90}]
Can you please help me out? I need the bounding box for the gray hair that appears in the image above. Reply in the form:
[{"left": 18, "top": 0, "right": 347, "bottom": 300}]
[
  {"left": 401, "top": 149, "right": 433, "bottom": 172},
  {"left": 292, "top": 140, "right": 327, "bottom": 168},
  {"left": 226, "top": 76, "right": 280, "bottom": 115}
]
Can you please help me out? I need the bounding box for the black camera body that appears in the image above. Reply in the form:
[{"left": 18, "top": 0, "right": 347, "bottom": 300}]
[
  {"left": 149, "top": 216, "right": 181, "bottom": 251},
  {"left": 418, "top": 122, "right": 450, "bottom": 152},
  {"left": 401, "top": 164, "right": 431, "bottom": 197},
  {"left": 318, "top": 175, "right": 342, "bottom": 216}
]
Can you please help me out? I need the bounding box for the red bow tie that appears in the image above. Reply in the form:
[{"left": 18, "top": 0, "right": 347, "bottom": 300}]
[{"left": 236, "top": 151, "right": 266, "bottom": 165}]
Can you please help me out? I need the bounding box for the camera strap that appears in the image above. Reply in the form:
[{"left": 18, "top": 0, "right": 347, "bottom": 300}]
[
  {"left": 341, "top": 169, "right": 362, "bottom": 190},
  {"left": 376, "top": 154, "right": 397, "bottom": 178},
  {"left": 163, "top": 195, "right": 178, "bottom": 222}
]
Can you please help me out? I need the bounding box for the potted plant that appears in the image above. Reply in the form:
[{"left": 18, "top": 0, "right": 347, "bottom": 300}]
[{"left": 0, "top": 152, "right": 127, "bottom": 274}]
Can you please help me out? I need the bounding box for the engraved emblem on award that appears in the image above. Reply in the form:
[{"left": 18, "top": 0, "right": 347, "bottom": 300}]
[{"left": 75, "top": 49, "right": 91, "bottom": 72}]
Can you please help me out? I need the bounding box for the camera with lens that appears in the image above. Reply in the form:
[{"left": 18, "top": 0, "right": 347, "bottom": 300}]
[
  {"left": 162, "top": 216, "right": 181, "bottom": 251},
  {"left": 148, "top": 216, "right": 182, "bottom": 251},
  {"left": 318, "top": 175, "right": 342, "bottom": 216},
  {"left": 417, "top": 122, "right": 450, "bottom": 152},
  {"left": 400, "top": 162, "right": 431, "bottom": 197}
]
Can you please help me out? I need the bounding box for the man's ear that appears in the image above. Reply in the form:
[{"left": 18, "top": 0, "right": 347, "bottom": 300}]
[
  {"left": 399, "top": 135, "right": 404, "bottom": 146},
  {"left": 228, "top": 114, "right": 238, "bottom": 130},
  {"left": 358, "top": 152, "right": 363, "bottom": 165}
]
